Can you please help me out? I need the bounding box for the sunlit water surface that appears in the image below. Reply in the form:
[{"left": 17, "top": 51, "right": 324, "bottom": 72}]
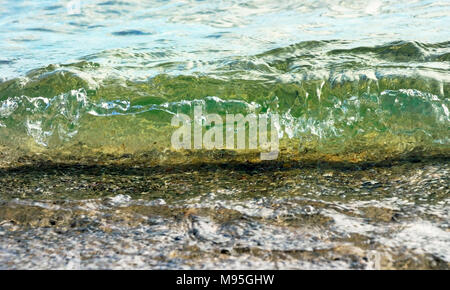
[{"left": 0, "top": 0, "right": 449, "bottom": 269}]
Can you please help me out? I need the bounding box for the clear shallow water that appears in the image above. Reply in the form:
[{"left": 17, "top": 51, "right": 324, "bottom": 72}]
[{"left": 0, "top": 0, "right": 449, "bottom": 269}]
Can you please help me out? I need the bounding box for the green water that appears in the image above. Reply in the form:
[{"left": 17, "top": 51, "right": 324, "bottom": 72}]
[
  {"left": 0, "top": 41, "right": 449, "bottom": 165},
  {"left": 0, "top": 1, "right": 449, "bottom": 165}
]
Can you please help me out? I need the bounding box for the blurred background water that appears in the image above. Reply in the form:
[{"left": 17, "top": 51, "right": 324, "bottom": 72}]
[{"left": 0, "top": 0, "right": 449, "bottom": 79}]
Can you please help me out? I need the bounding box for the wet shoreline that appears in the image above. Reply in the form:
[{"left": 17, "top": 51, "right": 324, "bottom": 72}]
[{"left": 1, "top": 159, "right": 448, "bottom": 269}]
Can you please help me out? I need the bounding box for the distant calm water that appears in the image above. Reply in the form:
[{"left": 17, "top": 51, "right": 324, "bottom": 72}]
[{"left": 1, "top": 0, "right": 449, "bottom": 79}]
